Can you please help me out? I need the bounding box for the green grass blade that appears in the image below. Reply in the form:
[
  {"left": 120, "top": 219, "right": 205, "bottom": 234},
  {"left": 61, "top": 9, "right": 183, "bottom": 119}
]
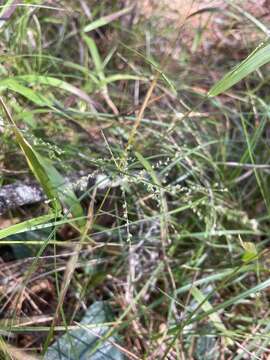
[
  {"left": 0, "top": 97, "right": 61, "bottom": 213},
  {"left": 0, "top": 79, "right": 51, "bottom": 106},
  {"left": 240, "top": 113, "right": 270, "bottom": 213},
  {"left": 40, "top": 157, "right": 85, "bottom": 226},
  {"left": 227, "top": 0, "right": 270, "bottom": 35},
  {"left": 83, "top": 35, "right": 105, "bottom": 82},
  {"left": 14, "top": 75, "right": 94, "bottom": 104},
  {"left": 84, "top": 6, "right": 133, "bottom": 33},
  {"left": 208, "top": 41, "right": 270, "bottom": 96},
  {"left": 191, "top": 286, "right": 233, "bottom": 346},
  {"left": 190, "top": 277, "right": 270, "bottom": 324},
  {"left": 104, "top": 74, "right": 145, "bottom": 85},
  {"left": 135, "top": 152, "right": 160, "bottom": 186},
  {"left": 0, "top": 214, "right": 55, "bottom": 240}
]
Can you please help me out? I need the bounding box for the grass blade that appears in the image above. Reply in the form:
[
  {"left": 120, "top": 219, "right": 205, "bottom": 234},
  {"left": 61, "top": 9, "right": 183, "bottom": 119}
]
[
  {"left": 14, "top": 75, "right": 94, "bottom": 105},
  {"left": 0, "top": 78, "right": 51, "bottom": 106},
  {"left": 84, "top": 6, "right": 133, "bottom": 33},
  {"left": 191, "top": 286, "right": 233, "bottom": 346},
  {"left": 83, "top": 35, "right": 105, "bottom": 83},
  {"left": 0, "top": 97, "right": 61, "bottom": 213},
  {"left": 39, "top": 157, "right": 84, "bottom": 226},
  {"left": 0, "top": 214, "right": 55, "bottom": 240},
  {"left": 208, "top": 41, "right": 270, "bottom": 96}
]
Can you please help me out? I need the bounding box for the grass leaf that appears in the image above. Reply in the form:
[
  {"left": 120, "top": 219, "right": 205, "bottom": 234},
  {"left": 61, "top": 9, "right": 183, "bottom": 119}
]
[
  {"left": 0, "top": 97, "right": 62, "bottom": 213},
  {"left": 39, "top": 157, "right": 85, "bottom": 226},
  {"left": 14, "top": 75, "right": 94, "bottom": 104},
  {"left": 190, "top": 286, "right": 233, "bottom": 346},
  {"left": 208, "top": 41, "right": 270, "bottom": 96},
  {"left": 0, "top": 79, "right": 51, "bottom": 106},
  {"left": 83, "top": 35, "right": 105, "bottom": 83},
  {"left": 84, "top": 6, "right": 133, "bottom": 33},
  {"left": 0, "top": 214, "right": 55, "bottom": 240}
]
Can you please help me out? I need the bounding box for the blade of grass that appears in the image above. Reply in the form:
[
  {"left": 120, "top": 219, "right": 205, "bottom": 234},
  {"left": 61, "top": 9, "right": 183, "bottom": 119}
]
[
  {"left": 0, "top": 97, "right": 84, "bottom": 222},
  {"left": 227, "top": 0, "right": 270, "bottom": 36},
  {"left": 240, "top": 113, "right": 270, "bottom": 213},
  {"left": 187, "top": 277, "right": 270, "bottom": 326},
  {"left": 190, "top": 286, "right": 233, "bottom": 346},
  {"left": 0, "top": 96, "right": 61, "bottom": 213},
  {"left": 83, "top": 34, "right": 119, "bottom": 114},
  {"left": 84, "top": 6, "right": 133, "bottom": 33},
  {"left": 83, "top": 35, "right": 105, "bottom": 83},
  {"left": 0, "top": 79, "right": 52, "bottom": 106},
  {"left": 13, "top": 75, "right": 94, "bottom": 105},
  {"left": 0, "top": 214, "right": 55, "bottom": 240},
  {"left": 39, "top": 157, "right": 84, "bottom": 226},
  {"left": 208, "top": 41, "right": 270, "bottom": 97}
]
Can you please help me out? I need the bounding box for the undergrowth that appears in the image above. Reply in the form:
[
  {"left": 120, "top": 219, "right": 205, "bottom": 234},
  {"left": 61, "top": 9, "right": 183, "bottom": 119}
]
[{"left": 0, "top": 1, "right": 270, "bottom": 359}]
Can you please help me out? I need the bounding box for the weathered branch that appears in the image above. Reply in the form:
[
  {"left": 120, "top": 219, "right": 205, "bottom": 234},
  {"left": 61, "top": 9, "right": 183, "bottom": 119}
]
[
  {"left": 0, "top": 181, "right": 44, "bottom": 215},
  {"left": 0, "top": 171, "right": 121, "bottom": 215}
]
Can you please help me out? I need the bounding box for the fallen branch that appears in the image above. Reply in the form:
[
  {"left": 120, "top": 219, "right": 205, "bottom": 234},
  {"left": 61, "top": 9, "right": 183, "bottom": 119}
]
[{"left": 0, "top": 171, "right": 121, "bottom": 215}]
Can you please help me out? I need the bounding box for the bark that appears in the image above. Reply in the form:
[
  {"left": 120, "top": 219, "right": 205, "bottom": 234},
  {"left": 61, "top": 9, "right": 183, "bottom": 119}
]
[{"left": 0, "top": 171, "right": 120, "bottom": 215}]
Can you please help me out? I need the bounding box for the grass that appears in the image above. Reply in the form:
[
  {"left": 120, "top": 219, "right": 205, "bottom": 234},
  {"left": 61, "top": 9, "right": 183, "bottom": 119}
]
[{"left": 0, "top": 0, "right": 270, "bottom": 359}]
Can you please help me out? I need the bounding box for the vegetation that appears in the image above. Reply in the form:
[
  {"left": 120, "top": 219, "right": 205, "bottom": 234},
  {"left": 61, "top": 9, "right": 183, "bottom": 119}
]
[{"left": 0, "top": 1, "right": 270, "bottom": 358}]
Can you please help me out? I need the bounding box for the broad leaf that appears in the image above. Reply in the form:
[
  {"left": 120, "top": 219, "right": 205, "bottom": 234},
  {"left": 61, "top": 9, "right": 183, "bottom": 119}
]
[{"left": 45, "top": 301, "right": 125, "bottom": 360}]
